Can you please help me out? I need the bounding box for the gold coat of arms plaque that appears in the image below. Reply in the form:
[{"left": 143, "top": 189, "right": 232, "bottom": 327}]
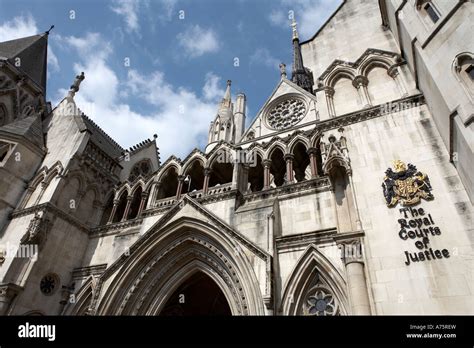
[{"left": 382, "top": 160, "right": 434, "bottom": 207}]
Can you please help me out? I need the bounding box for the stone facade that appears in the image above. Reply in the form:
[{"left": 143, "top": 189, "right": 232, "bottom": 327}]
[{"left": 0, "top": 0, "right": 472, "bottom": 315}]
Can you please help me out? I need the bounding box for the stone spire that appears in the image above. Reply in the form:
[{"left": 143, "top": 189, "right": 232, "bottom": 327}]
[
  {"left": 291, "top": 18, "right": 314, "bottom": 94},
  {"left": 206, "top": 79, "right": 237, "bottom": 151},
  {"left": 221, "top": 80, "right": 232, "bottom": 109}
]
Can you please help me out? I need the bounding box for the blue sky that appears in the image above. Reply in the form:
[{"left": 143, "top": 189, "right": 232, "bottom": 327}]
[{"left": 0, "top": 0, "right": 341, "bottom": 160}]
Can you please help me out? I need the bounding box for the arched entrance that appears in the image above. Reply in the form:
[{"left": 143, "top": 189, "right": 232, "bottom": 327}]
[
  {"left": 160, "top": 271, "right": 231, "bottom": 316},
  {"left": 94, "top": 212, "right": 268, "bottom": 316}
]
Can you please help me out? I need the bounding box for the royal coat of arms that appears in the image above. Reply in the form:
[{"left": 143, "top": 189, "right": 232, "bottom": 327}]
[{"left": 382, "top": 160, "right": 434, "bottom": 207}]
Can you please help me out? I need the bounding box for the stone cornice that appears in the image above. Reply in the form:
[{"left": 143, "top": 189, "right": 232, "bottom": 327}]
[
  {"left": 237, "top": 94, "right": 424, "bottom": 147},
  {"left": 276, "top": 228, "right": 337, "bottom": 250},
  {"left": 244, "top": 176, "right": 331, "bottom": 202},
  {"left": 318, "top": 93, "right": 424, "bottom": 132},
  {"left": 276, "top": 229, "right": 365, "bottom": 251},
  {"left": 72, "top": 263, "right": 108, "bottom": 280},
  {"left": 89, "top": 218, "right": 143, "bottom": 238},
  {"left": 10, "top": 203, "right": 89, "bottom": 234}
]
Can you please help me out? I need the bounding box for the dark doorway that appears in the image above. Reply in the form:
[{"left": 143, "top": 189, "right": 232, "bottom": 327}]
[{"left": 160, "top": 272, "right": 232, "bottom": 316}]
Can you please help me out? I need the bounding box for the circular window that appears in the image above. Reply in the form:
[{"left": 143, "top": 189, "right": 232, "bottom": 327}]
[
  {"left": 40, "top": 273, "right": 60, "bottom": 296},
  {"left": 265, "top": 96, "right": 307, "bottom": 130},
  {"left": 303, "top": 287, "right": 339, "bottom": 316}
]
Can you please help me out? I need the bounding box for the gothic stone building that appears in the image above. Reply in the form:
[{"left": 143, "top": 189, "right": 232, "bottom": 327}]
[{"left": 0, "top": 0, "right": 473, "bottom": 316}]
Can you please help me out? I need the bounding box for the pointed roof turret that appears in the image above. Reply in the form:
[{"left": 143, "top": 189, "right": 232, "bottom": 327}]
[
  {"left": 221, "top": 80, "right": 232, "bottom": 108},
  {"left": 217, "top": 80, "right": 233, "bottom": 118},
  {"left": 290, "top": 18, "right": 314, "bottom": 94},
  {"left": 0, "top": 31, "right": 49, "bottom": 92}
]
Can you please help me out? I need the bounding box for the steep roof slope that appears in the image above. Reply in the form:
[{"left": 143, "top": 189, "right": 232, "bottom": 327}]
[{"left": 0, "top": 34, "right": 48, "bottom": 91}]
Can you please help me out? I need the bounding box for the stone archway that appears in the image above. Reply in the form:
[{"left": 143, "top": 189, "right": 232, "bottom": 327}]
[
  {"left": 94, "top": 214, "right": 268, "bottom": 316},
  {"left": 160, "top": 271, "right": 232, "bottom": 316}
]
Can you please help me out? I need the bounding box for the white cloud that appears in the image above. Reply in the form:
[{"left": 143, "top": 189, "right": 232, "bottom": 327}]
[
  {"left": 59, "top": 32, "right": 222, "bottom": 160},
  {"left": 0, "top": 14, "right": 37, "bottom": 41},
  {"left": 202, "top": 72, "right": 224, "bottom": 101},
  {"left": 61, "top": 32, "right": 112, "bottom": 60},
  {"left": 250, "top": 48, "right": 281, "bottom": 70},
  {"left": 268, "top": 0, "right": 342, "bottom": 40},
  {"left": 111, "top": 0, "right": 140, "bottom": 33},
  {"left": 48, "top": 46, "right": 59, "bottom": 72},
  {"left": 158, "top": 0, "right": 178, "bottom": 22},
  {"left": 124, "top": 69, "right": 223, "bottom": 158},
  {"left": 268, "top": 9, "right": 287, "bottom": 27},
  {"left": 0, "top": 14, "right": 60, "bottom": 74},
  {"left": 177, "top": 25, "right": 219, "bottom": 58}
]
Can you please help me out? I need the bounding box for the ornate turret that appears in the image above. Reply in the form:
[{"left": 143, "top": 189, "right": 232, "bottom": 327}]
[{"left": 291, "top": 18, "right": 314, "bottom": 94}]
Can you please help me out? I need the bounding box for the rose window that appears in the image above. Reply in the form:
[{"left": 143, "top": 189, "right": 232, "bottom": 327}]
[
  {"left": 304, "top": 287, "right": 338, "bottom": 316},
  {"left": 266, "top": 97, "right": 307, "bottom": 130},
  {"left": 40, "top": 273, "right": 59, "bottom": 296}
]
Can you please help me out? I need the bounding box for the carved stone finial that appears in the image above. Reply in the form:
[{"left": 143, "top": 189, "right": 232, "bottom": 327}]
[
  {"left": 291, "top": 17, "right": 299, "bottom": 41},
  {"left": 45, "top": 25, "right": 55, "bottom": 35},
  {"left": 279, "top": 63, "right": 287, "bottom": 79},
  {"left": 68, "top": 72, "right": 85, "bottom": 98}
]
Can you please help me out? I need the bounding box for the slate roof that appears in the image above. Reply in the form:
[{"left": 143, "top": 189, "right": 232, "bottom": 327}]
[
  {"left": 0, "top": 34, "right": 48, "bottom": 92},
  {"left": 0, "top": 114, "right": 44, "bottom": 148},
  {"left": 78, "top": 114, "right": 124, "bottom": 158}
]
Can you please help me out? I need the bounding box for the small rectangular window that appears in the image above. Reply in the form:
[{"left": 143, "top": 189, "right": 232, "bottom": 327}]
[
  {"left": 424, "top": 3, "right": 440, "bottom": 23},
  {"left": 466, "top": 65, "right": 474, "bottom": 81}
]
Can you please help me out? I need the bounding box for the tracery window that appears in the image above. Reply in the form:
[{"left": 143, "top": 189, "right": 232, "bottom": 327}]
[
  {"left": 266, "top": 96, "right": 307, "bottom": 130},
  {"left": 303, "top": 286, "right": 339, "bottom": 316},
  {"left": 40, "top": 273, "right": 60, "bottom": 296},
  {"left": 128, "top": 159, "right": 152, "bottom": 182}
]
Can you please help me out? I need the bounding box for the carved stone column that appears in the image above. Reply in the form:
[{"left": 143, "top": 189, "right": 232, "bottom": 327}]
[
  {"left": 325, "top": 87, "right": 336, "bottom": 118},
  {"left": 203, "top": 168, "right": 211, "bottom": 195},
  {"left": 146, "top": 181, "right": 160, "bottom": 209},
  {"left": 90, "top": 199, "right": 102, "bottom": 226},
  {"left": 307, "top": 147, "right": 319, "bottom": 178},
  {"left": 176, "top": 175, "right": 185, "bottom": 200},
  {"left": 20, "top": 186, "right": 35, "bottom": 209},
  {"left": 263, "top": 159, "right": 272, "bottom": 190},
  {"left": 388, "top": 66, "right": 408, "bottom": 97},
  {"left": 0, "top": 283, "right": 22, "bottom": 315},
  {"left": 353, "top": 76, "right": 371, "bottom": 108},
  {"left": 137, "top": 192, "right": 149, "bottom": 217},
  {"left": 231, "top": 161, "right": 239, "bottom": 190},
  {"left": 107, "top": 199, "right": 119, "bottom": 224},
  {"left": 339, "top": 239, "right": 371, "bottom": 315},
  {"left": 121, "top": 196, "right": 132, "bottom": 222},
  {"left": 284, "top": 154, "right": 295, "bottom": 184},
  {"left": 347, "top": 171, "right": 362, "bottom": 231},
  {"left": 34, "top": 181, "right": 48, "bottom": 205}
]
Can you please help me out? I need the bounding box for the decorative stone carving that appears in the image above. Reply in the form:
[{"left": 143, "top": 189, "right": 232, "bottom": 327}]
[
  {"left": 0, "top": 283, "right": 23, "bottom": 315},
  {"left": 21, "top": 212, "right": 50, "bottom": 248},
  {"left": 339, "top": 239, "right": 364, "bottom": 265},
  {"left": 303, "top": 286, "right": 339, "bottom": 316},
  {"left": 320, "top": 130, "right": 350, "bottom": 176},
  {"left": 40, "top": 273, "right": 60, "bottom": 296},
  {"left": 266, "top": 97, "right": 307, "bottom": 130},
  {"left": 382, "top": 160, "right": 434, "bottom": 207}
]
